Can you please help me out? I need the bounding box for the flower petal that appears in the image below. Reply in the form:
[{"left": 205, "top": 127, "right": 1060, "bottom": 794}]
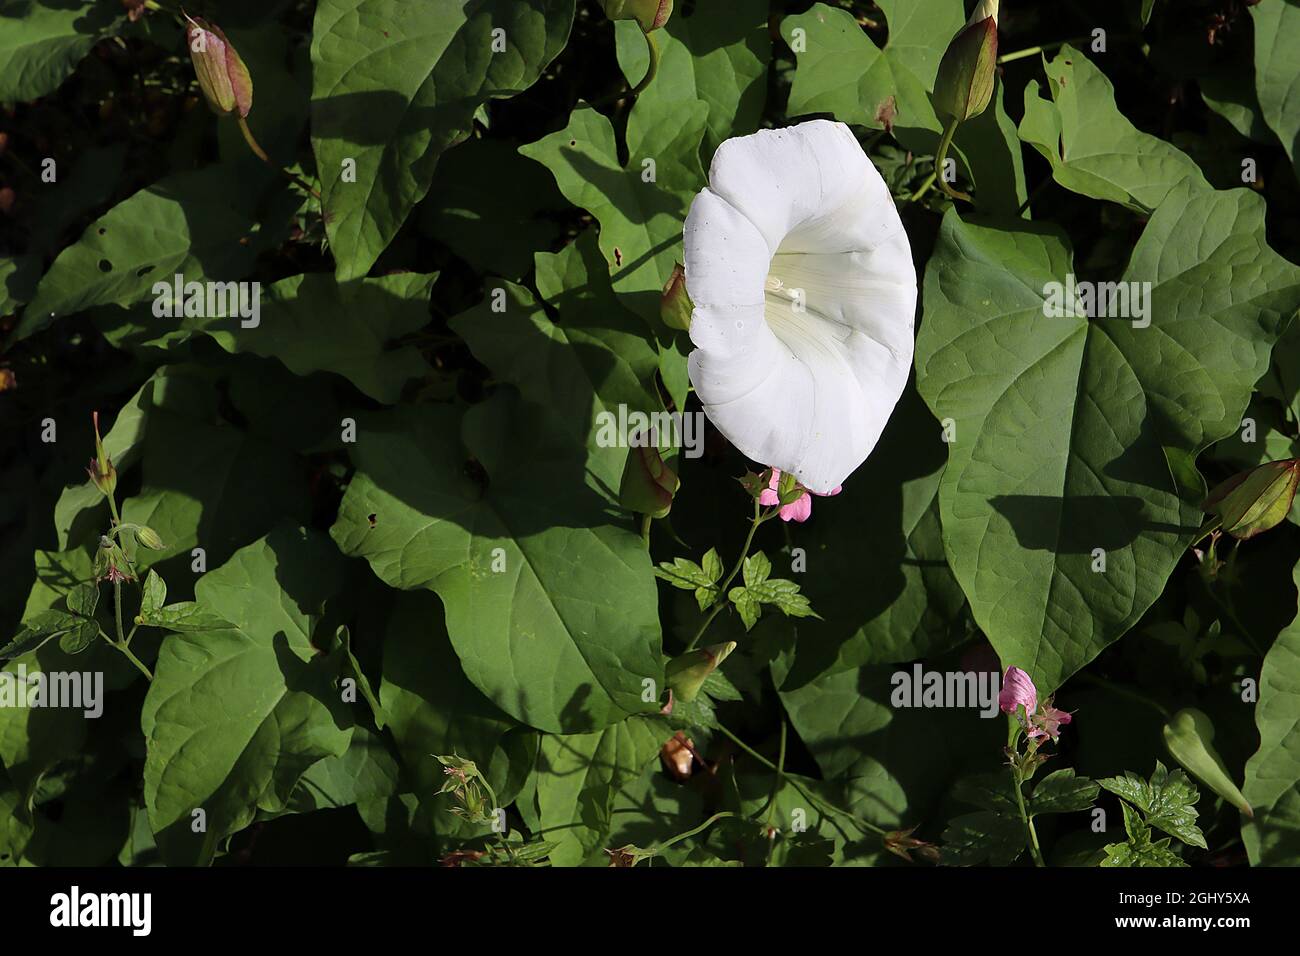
[{"left": 683, "top": 120, "right": 916, "bottom": 494}]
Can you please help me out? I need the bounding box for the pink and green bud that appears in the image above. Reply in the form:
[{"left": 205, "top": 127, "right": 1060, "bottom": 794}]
[
  {"left": 1203, "top": 459, "right": 1300, "bottom": 540},
  {"left": 998, "top": 665, "right": 1037, "bottom": 720},
  {"left": 600, "top": 0, "right": 673, "bottom": 33},
  {"left": 86, "top": 411, "right": 117, "bottom": 497},
  {"left": 661, "top": 262, "right": 692, "bottom": 331},
  {"left": 186, "top": 16, "right": 253, "bottom": 118},
  {"left": 933, "top": 1, "right": 999, "bottom": 123},
  {"left": 619, "top": 435, "right": 680, "bottom": 518},
  {"left": 665, "top": 641, "right": 735, "bottom": 702}
]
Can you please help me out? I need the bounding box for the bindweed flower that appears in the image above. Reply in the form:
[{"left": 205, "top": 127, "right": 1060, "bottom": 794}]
[
  {"left": 999, "top": 666, "right": 1072, "bottom": 742},
  {"left": 185, "top": 15, "right": 253, "bottom": 118},
  {"left": 934, "top": 0, "right": 999, "bottom": 123},
  {"left": 599, "top": 0, "right": 672, "bottom": 32},
  {"left": 683, "top": 120, "right": 916, "bottom": 494},
  {"left": 758, "top": 467, "right": 840, "bottom": 523}
]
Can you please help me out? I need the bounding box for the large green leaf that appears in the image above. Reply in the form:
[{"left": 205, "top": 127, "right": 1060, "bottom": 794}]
[
  {"left": 119, "top": 365, "right": 312, "bottom": 575},
  {"left": 916, "top": 181, "right": 1300, "bottom": 693},
  {"left": 419, "top": 137, "right": 565, "bottom": 279},
  {"left": 331, "top": 392, "right": 664, "bottom": 733},
  {"left": 782, "top": 1, "right": 962, "bottom": 134},
  {"left": 379, "top": 589, "right": 533, "bottom": 834},
  {"left": 775, "top": 658, "right": 1003, "bottom": 833},
  {"left": 1018, "top": 46, "right": 1207, "bottom": 212},
  {"left": 1251, "top": 0, "right": 1300, "bottom": 182},
  {"left": 613, "top": 0, "right": 770, "bottom": 160},
  {"left": 534, "top": 715, "right": 668, "bottom": 865},
  {"left": 13, "top": 164, "right": 282, "bottom": 343},
  {"left": 310, "top": 0, "right": 574, "bottom": 281},
  {"left": 780, "top": 1, "right": 1025, "bottom": 213},
  {"left": 1243, "top": 560, "right": 1300, "bottom": 864},
  {"left": 141, "top": 531, "right": 353, "bottom": 865},
  {"left": 775, "top": 384, "right": 967, "bottom": 686},
  {"left": 450, "top": 232, "right": 661, "bottom": 492},
  {"left": 0, "top": 0, "right": 121, "bottom": 103},
  {"left": 520, "top": 98, "right": 706, "bottom": 324},
  {"left": 192, "top": 525, "right": 346, "bottom": 652},
  {"left": 200, "top": 272, "right": 437, "bottom": 404}
]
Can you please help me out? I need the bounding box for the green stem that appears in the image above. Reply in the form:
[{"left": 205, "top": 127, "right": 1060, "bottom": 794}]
[
  {"left": 997, "top": 38, "right": 1088, "bottom": 64},
  {"left": 652, "top": 811, "right": 736, "bottom": 855},
  {"left": 909, "top": 169, "right": 938, "bottom": 203},
  {"left": 628, "top": 30, "right": 660, "bottom": 98},
  {"left": 715, "top": 722, "right": 886, "bottom": 838},
  {"left": 640, "top": 514, "right": 652, "bottom": 549},
  {"left": 684, "top": 499, "right": 772, "bottom": 651},
  {"left": 934, "top": 118, "right": 971, "bottom": 203},
  {"left": 113, "top": 581, "right": 126, "bottom": 646},
  {"left": 1013, "top": 768, "right": 1047, "bottom": 867},
  {"left": 762, "top": 722, "right": 788, "bottom": 866},
  {"left": 1190, "top": 516, "right": 1222, "bottom": 549},
  {"left": 116, "top": 642, "right": 155, "bottom": 682},
  {"left": 237, "top": 115, "right": 322, "bottom": 199}
]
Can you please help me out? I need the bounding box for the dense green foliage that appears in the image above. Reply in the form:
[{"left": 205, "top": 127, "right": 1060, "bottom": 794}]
[{"left": 1, "top": 0, "right": 1299, "bottom": 867}]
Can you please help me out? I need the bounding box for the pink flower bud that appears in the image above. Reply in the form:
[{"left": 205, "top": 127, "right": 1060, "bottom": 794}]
[
  {"left": 998, "top": 666, "right": 1037, "bottom": 719},
  {"left": 185, "top": 16, "right": 253, "bottom": 118},
  {"left": 600, "top": 0, "right": 673, "bottom": 33}
]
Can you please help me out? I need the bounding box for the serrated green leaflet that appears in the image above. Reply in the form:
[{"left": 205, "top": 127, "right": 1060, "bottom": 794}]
[
  {"left": 1098, "top": 761, "right": 1207, "bottom": 849},
  {"left": 310, "top": 0, "right": 575, "bottom": 281},
  {"left": 916, "top": 181, "right": 1300, "bottom": 692}
]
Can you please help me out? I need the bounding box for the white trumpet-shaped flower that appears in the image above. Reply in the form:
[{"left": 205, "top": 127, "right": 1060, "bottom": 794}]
[{"left": 682, "top": 119, "right": 917, "bottom": 494}]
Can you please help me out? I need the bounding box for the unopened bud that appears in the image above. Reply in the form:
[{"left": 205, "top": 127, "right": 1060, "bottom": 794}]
[
  {"left": 1203, "top": 459, "right": 1300, "bottom": 540},
  {"left": 600, "top": 0, "right": 673, "bottom": 33},
  {"left": 661, "top": 263, "right": 692, "bottom": 331},
  {"left": 665, "top": 641, "right": 735, "bottom": 703},
  {"left": 86, "top": 411, "right": 117, "bottom": 497},
  {"left": 619, "top": 434, "right": 679, "bottom": 518},
  {"left": 135, "top": 526, "right": 165, "bottom": 551},
  {"left": 185, "top": 16, "right": 253, "bottom": 118},
  {"left": 933, "top": 6, "right": 999, "bottom": 123}
]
